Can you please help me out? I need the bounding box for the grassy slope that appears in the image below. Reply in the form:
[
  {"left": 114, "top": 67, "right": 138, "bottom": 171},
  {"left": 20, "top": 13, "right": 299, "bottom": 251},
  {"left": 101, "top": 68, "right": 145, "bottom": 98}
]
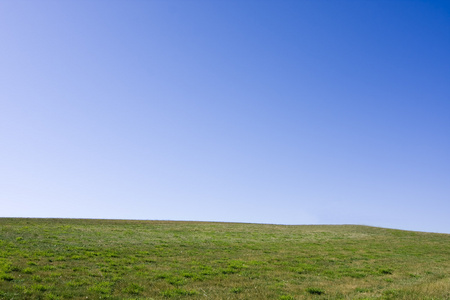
[{"left": 0, "top": 218, "right": 449, "bottom": 299}]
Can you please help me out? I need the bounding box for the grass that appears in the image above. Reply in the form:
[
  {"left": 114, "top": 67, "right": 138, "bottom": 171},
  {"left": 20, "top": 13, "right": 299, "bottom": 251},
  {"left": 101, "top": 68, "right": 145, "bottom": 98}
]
[{"left": 0, "top": 218, "right": 449, "bottom": 299}]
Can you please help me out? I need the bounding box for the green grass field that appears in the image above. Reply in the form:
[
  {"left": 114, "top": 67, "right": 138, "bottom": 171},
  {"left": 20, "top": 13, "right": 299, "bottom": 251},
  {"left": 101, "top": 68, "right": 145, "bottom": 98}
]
[{"left": 0, "top": 218, "right": 449, "bottom": 299}]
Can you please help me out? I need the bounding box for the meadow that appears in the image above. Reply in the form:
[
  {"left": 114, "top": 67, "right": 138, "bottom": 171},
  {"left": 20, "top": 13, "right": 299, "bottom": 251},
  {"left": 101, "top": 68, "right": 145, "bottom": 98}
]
[{"left": 0, "top": 218, "right": 449, "bottom": 299}]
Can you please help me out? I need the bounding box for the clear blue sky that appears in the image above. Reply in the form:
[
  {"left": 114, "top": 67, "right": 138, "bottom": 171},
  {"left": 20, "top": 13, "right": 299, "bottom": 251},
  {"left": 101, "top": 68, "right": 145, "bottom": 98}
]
[{"left": 1, "top": 1, "right": 449, "bottom": 233}]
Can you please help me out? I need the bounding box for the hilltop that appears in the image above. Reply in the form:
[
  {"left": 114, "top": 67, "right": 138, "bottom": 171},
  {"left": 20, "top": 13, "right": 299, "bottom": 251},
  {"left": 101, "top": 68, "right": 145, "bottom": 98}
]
[{"left": 0, "top": 218, "right": 449, "bottom": 299}]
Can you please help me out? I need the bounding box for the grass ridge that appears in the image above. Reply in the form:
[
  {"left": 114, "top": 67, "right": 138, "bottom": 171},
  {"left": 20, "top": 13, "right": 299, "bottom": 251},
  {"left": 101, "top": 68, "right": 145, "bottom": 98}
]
[{"left": 0, "top": 218, "right": 449, "bottom": 299}]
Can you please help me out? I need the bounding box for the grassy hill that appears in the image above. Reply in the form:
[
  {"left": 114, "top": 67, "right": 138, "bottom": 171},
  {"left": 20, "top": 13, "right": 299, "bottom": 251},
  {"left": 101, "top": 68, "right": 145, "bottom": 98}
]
[{"left": 0, "top": 218, "right": 449, "bottom": 299}]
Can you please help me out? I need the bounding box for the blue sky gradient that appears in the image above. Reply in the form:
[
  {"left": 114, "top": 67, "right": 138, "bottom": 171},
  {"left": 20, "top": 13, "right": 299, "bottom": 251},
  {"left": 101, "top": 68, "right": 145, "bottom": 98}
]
[{"left": 1, "top": 1, "right": 449, "bottom": 233}]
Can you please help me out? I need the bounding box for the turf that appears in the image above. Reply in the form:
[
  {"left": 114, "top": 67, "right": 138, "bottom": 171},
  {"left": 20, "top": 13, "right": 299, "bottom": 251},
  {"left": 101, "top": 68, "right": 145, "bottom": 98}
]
[{"left": 0, "top": 218, "right": 449, "bottom": 299}]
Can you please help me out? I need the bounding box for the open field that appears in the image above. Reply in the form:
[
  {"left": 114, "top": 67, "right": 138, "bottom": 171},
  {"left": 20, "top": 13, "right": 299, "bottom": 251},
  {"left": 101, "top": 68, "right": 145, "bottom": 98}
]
[{"left": 0, "top": 218, "right": 449, "bottom": 299}]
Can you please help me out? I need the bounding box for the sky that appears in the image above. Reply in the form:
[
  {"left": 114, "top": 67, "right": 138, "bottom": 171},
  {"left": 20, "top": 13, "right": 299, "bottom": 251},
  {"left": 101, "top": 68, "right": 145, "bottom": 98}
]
[{"left": 1, "top": 1, "right": 449, "bottom": 233}]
